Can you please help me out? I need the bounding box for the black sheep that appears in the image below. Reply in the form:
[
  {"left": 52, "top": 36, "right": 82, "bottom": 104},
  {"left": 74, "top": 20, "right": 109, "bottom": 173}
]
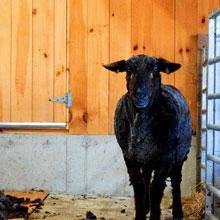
[{"left": 103, "top": 54, "right": 192, "bottom": 220}]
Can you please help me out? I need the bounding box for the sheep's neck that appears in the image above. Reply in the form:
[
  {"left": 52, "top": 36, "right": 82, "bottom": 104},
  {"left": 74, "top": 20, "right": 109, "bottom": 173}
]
[
  {"left": 127, "top": 76, "right": 162, "bottom": 115},
  {"left": 126, "top": 88, "right": 161, "bottom": 143},
  {"left": 128, "top": 88, "right": 161, "bottom": 119}
]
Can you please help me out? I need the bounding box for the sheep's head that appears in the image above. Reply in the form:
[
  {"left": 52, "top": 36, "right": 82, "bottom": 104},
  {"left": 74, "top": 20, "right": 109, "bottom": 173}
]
[{"left": 103, "top": 54, "right": 181, "bottom": 108}]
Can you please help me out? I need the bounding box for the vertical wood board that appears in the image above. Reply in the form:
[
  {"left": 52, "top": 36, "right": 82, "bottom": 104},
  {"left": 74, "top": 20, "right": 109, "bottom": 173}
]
[
  {"left": 0, "top": 0, "right": 11, "bottom": 122},
  {"left": 87, "top": 0, "right": 109, "bottom": 134},
  {"left": 198, "top": 0, "right": 220, "bottom": 34},
  {"left": 152, "top": 0, "right": 175, "bottom": 85},
  {"left": 11, "top": 0, "right": 32, "bottom": 122},
  {"left": 175, "top": 0, "right": 198, "bottom": 130},
  {"left": 54, "top": 0, "right": 67, "bottom": 122},
  {"left": 69, "top": 0, "right": 88, "bottom": 133},
  {"left": 32, "top": 0, "right": 54, "bottom": 122},
  {"left": 131, "top": 0, "right": 153, "bottom": 55},
  {"left": 109, "top": 0, "right": 131, "bottom": 134}
]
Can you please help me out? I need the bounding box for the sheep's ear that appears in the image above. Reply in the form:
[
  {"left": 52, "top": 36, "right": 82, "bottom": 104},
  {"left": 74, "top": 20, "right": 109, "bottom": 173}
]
[
  {"left": 103, "top": 60, "right": 127, "bottom": 73},
  {"left": 158, "top": 58, "right": 181, "bottom": 74}
]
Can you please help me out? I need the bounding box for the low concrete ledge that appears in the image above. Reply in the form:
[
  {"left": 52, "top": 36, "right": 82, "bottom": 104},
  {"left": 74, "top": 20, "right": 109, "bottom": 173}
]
[{"left": 0, "top": 134, "right": 196, "bottom": 197}]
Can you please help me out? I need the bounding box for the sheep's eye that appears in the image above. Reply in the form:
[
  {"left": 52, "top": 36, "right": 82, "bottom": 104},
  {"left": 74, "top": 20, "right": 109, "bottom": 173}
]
[
  {"left": 126, "top": 72, "right": 134, "bottom": 81},
  {"left": 149, "top": 72, "right": 154, "bottom": 79},
  {"left": 153, "top": 65, "right": 159, "bottom": 73}
]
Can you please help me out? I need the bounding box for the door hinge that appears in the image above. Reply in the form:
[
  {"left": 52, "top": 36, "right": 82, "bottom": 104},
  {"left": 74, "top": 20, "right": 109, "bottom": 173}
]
[{"left": 49, "top": 92, "right": 72, "bottom": 108}]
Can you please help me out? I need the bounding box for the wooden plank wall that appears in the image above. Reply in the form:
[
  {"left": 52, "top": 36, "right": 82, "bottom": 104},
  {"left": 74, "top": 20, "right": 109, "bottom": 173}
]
[
  {"left": 0, "top": 0, "right": 220, "bottom": 134},
  {"left": 0, "top": 0, "right": 67, "bottom": 124},
  {"left": 69, "top": 0, "right": 88, "bottom": 133},
  {"left": 11, "top": 0, "right": 32, "bottom": 122},
  {"left": 69, "top": 0, "right": 220, "bottom": 134},
  {"left": 54, "top": 0, "right": 67, "bottom": 123},
  {"left": 109, "top": 0, "right": 131, "bottom": 134},
  {"left": 175, "top": 0, "right": 198, "bottom": 131},
  {"left": 198, "top": 0, "right": 220, "bottom": 34},
  {"left": 0, "top": 0, "right": 11, "bottom": 122},
  {"left": 33, "top": 0, "right": 55, "bottom": 122},
  {"left": 87, "top": 0, "right": 109, "bottom": 134}
]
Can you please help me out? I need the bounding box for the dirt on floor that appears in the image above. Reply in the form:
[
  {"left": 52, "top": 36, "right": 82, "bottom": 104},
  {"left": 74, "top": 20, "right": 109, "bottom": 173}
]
[{"left": 29, "top": 195, "right": 199, "bottom": 220}]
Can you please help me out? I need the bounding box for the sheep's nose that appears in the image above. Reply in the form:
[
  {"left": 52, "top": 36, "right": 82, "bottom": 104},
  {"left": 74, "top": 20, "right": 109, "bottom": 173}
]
[
  {"left": 136, "top": 88, "right": 142, "bottom": 94},
  {"left": 136, "top": 88, "right": 146, "bottom": 97},
  {"left": 136, "top": 88, "right": 144, "bottom": 95}
]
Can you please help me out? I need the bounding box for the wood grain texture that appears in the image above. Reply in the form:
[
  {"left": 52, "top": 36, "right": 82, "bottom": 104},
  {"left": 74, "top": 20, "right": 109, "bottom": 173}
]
[
  {"left": 32, "top": 0, "right": 54, "bottom": 122},
  {"left": 0, "top": 0, "right": 11, "bottom": 122},
  {"left": 54, "top": 0, "right": 67, "bottom": 122},
  {"left": 152, "top": 0, "right": 175, "bottom": 85},
  {"left": 87, "top": 0, "right": 109, "bottom": 134},
  {"left": 131, "top": 0, "right": 153, "bottom": 55},
  {"left": 175, "top": 0, "right": 198, "bottom": 130},
  {"left": 11, "top": 0, "right": 32, "bottom": 122},
  {"left": 208, "top": 0, "right": 220, "bottom": 11},
  {"left": 198, "top": 0, "right": 220, "bottom": 34},
  {"left": 109, "top": 0, "right": 131, "bottom": 134},
  {"left": 69, "top": 0, "right": 88, "bottom": 134},
  {"left": 1, "top": 0, "right": 217, "bottom": 133}
]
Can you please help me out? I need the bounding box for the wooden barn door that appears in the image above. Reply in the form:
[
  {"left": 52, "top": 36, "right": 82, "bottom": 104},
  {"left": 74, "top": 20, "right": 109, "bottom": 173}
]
[{"left": 0, "top": 0, "right": 69, "bottom": 129}]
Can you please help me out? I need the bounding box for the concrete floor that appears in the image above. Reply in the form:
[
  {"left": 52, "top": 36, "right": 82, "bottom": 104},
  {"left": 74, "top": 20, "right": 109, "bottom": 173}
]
[{"left": 30, "top": 195, "right": 198, "bottom": 220}]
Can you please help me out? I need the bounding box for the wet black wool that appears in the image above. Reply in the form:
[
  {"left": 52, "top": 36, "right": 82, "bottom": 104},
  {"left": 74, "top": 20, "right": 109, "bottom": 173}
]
[{"left": 103, "top": 54, "right": 192, "bottom": 220}]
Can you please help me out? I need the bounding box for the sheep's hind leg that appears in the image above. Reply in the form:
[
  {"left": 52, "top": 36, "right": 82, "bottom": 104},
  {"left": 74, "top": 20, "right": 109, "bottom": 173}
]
[
  {"left": 170, "top": 164, "right": 184, "bottom": 220},
  {"left": 125, "top": 159, "right": 146, "bottom": 220}
]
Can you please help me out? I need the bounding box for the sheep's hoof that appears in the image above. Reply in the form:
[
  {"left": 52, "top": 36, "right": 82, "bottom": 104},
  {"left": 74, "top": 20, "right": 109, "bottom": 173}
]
[
  {"left": 135, "top": 214, "right": 146, "bottom": 220},
  {"left": 145, "top": 207, "right": 150, "bottom": 215},
  {"left": 135, "top": 217, "right": 146, "bottom": 220},
  {"left": 149, "top": 215, "right": 161, "bottom": 220}
]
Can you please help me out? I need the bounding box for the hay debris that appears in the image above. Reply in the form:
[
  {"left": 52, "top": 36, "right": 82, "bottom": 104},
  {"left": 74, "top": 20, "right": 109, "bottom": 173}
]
[{"left": 182, "top": 190, "right": 205, "bottom": 219}]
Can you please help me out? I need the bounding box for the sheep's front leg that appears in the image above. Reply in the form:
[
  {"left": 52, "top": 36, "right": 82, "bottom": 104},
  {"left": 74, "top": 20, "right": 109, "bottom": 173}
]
[
  {"left": 143, "top": 168, "right": 152, "bottom": 215},
  {"left": 125, "top": 159, "right": 146, "bottom": 220},
  {"left": 150, "top": 166, "right": 169, "bottom": 220},
  {"left": 171, "top": 164, "right": 184, "bottom": 220}
]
